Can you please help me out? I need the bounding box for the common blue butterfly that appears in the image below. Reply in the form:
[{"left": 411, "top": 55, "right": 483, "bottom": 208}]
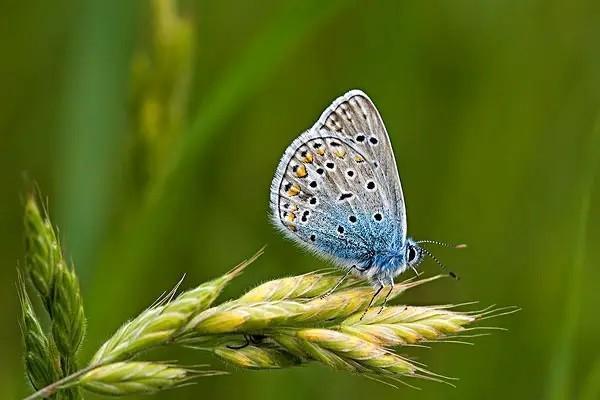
[{"left": 270, "top": 90, "right": 461, "bottom": 312}]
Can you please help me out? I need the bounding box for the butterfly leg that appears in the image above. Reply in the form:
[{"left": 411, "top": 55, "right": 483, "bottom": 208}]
[
  {"left": 249, "top": 334, "right": 267, "bottom": 345},
  {"left": 378, "top": 278, "right": 394, "bottom": 314},
  {"left": 320, "top": 265, "right": 360, "bottom": 299},
  {"left": 360, "top": 280, "right": 384, "bottom": 321},
  {"left": 226, "top": 335, "right": 250, "bottom": 350},
  {"left": 410, "top": 265, "right": 420, "bottom": 277}
]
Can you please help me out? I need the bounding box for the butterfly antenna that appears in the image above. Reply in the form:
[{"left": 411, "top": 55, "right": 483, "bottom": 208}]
[
  {"left": 416, "top": 240, "right": 467, "bottom": 249},
  {"left": 420, "top": 247, "right": 459, "bottom": 280}
]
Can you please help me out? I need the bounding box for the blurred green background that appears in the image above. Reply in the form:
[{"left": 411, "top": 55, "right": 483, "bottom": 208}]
[{"left": 2, "top": 0, "right": 600, "bottom": 398}]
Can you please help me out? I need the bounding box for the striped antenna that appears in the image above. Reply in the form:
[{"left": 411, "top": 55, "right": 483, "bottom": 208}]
[
  {"left": 420, "top": 247, "right": 460, "bottom": 280},
  {"left": 416, "top": 240, "right": 467, "bottom": 249}
]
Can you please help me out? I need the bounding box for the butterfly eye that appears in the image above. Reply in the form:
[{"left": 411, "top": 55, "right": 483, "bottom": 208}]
[
  {"left": 407, "top": 246, "right": 421, "bottom": 264},
  {"left": 408, "top": 247, "right": 417, "bottom": 262}
]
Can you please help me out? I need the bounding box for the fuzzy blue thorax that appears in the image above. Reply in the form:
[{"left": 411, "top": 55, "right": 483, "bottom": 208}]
[{"left": 290, "top": 207, "right": 419, "bottom": 285}]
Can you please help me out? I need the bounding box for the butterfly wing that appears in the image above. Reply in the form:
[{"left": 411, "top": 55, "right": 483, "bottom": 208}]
[
  {"left": 270, "top": 90, "right": 407, "bottom": 271},
  {"left": 314, "top": 90, "right": 407, "bottom": 234}
]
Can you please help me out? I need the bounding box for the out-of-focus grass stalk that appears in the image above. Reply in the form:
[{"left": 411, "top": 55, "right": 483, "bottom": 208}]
[
  {"left": 56, "top": 0, "right": 138, "bottom": 274},
  {"left": 546, "top": 117, "right": 600, "bottom": 400},
  {"left": 580, "top": 358, "right": 600, "bottom": 400},
  {"left": 156, "top": 0, "right": 353, "bottom": 195},
  {"left": 130, "top": 0, "right": 194, "bottom": 187}
]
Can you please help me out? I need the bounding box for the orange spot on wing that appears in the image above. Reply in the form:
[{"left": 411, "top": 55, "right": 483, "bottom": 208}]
[
  {"left": 334, "top": 148, "right": 347, "bottom": 159},
  {"left": 287, "top": 183, "right": 301, "bottom": 196},
  {"left": 301, "top": 152, "right": 314, "bottom": 163},
  {"left": 295, "top": 165, "right": 307, "bottom": 178},
  {"left": 285, "top": 212, "right": 296, "bottom": 223}
]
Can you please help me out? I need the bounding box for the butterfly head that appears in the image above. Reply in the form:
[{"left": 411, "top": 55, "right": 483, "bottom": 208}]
[{"left": 410, "top": 239, "right": 467, "bottom": 279}]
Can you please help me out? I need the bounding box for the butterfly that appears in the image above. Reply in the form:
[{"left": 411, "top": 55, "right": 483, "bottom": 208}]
[{"left": 269, "top": 89, "right": 461, "bottom": 313}]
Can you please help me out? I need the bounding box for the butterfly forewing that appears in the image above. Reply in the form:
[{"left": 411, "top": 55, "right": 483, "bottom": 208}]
[{"left": 314, "top": 90, "right": 406, "bottom": 234}]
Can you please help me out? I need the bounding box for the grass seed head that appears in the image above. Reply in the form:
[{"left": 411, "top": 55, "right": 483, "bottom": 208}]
[
  {"left": 214, "top": 344, "right": 302, "bottom": 369},
  {"left": 295, "top": 329, "right": 417, "bottom": 376},
  {"left": 92, "top": 250, "right": 261, "bottom": 364},
  {"left": 18, "top": 275, "right": 60, "bottom": 390},
  {"left": 50, "top": 261, "right": 86, "bottom": 358},
  {"left": 23, "top": 196, "right": 60, "bottom": 300},
  {"left": 341, "top": 306, "right": 476, "bottom": 346},
  {"left": 79, "top": 362, "right": 195, "bottom": 396},
  {"left": 238, "top": 271, "right": 353, "bottom": 303},
  {"left": 186, "top": 275, "right": 445, "bottom": 336}
]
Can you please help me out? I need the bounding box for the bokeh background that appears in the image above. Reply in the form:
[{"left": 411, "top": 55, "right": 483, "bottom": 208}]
[{"left": 2, "top": 0, "right": 600, "bottom": 399}]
